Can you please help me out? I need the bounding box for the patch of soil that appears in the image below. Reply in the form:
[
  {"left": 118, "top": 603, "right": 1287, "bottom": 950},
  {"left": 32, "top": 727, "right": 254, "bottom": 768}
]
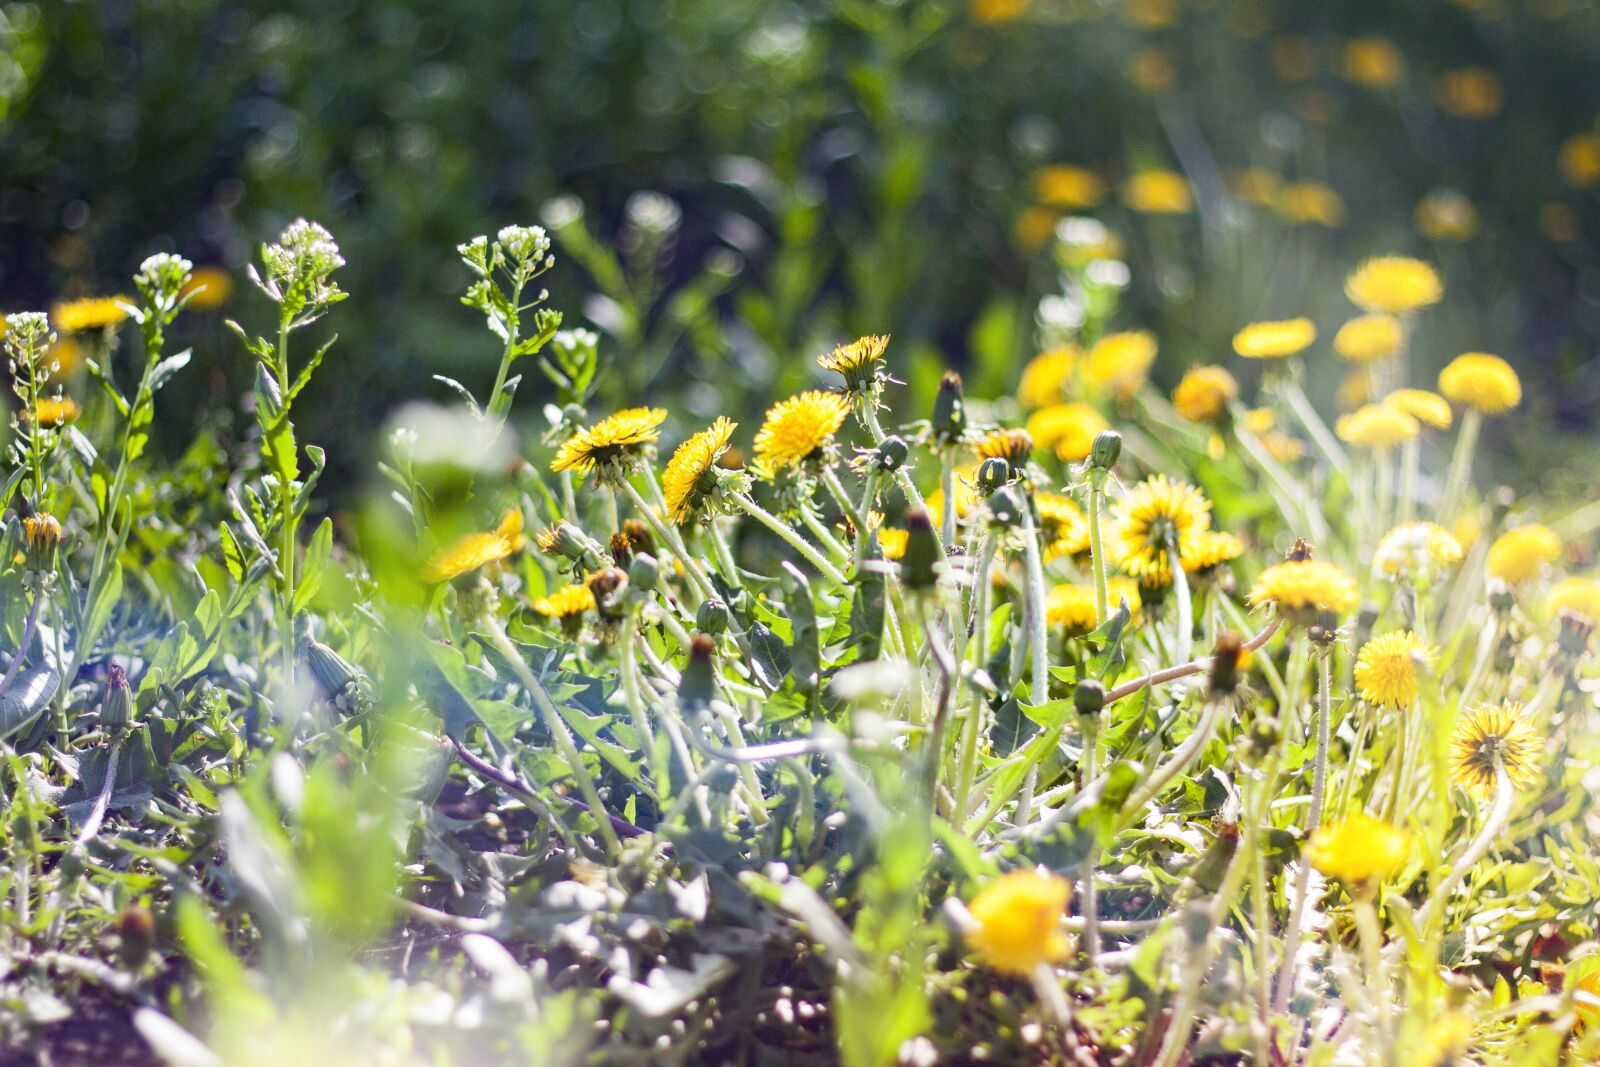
[{"left": 1, "top": 987, "right": 158, "bottom": 1067}]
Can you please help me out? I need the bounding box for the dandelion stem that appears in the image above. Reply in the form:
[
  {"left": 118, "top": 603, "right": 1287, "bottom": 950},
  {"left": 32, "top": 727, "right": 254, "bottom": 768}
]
[
  {"left": 1354, "top": 891, "right": 1392, "bottom": 1054},
  {"left": 1416, "top": 767, "right": 1513, "bottom": 939},
  {"left": 732, "top": 493, "right": 851, "bottom": 589},
  {"left": 1170, "top": 544, "right": 1193, "bottom": 668},
  {"left": 1440, "top": 407, "right": 1482, "bottom": 520},
  {"left": 954, "top": 532, "right": 998, "bottom": 822},
  {"left": 0, "top": 577, "right": 45, "bottom": 700},
  {"left": 1274, "top": 648, "right": 1333, "bottom": 1014},
  {"left": 1398, "top": 435, "right": 1420, "bottom": 523},
  {"left": 73, "top": 739, "right": 122, "bottom": 848},
  {"left": 1088, "top": 470, "right": 1111, "bottom": 625},
  {"left": 939, "top": 451, "right": 957, "bottom": 548}
]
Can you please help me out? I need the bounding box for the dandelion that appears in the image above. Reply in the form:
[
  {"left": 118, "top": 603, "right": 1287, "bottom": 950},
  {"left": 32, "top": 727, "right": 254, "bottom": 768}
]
[
  {"left": 1414, "top": 188, "right": 1479, "bottom": 241},
  {"left": 180, "top": 266, "right": 234, "bottom": 310},
  {"left": 1307, "top": 812, "right": 1413, "bottom": 884},
  {"left": 1084, "top": 330, "right": 1157, "bottom": 398},
  {"left": 1384, "top": 388, "right": 1452, "bottom": 430},
  {"left": 533, "top": 582, "right": 597, "bottom": 634},
  {"left": 1345, "top": 256, "right": 1443, "bottom": 314},
  {"left": 1183, "top": 530, "right": 1245, "bottom": 574},
  {"left": 1122, "top": 170, "right": 1194, "bottom": 214},
  {"left": 817, "top": 334, "right": 890, "bottom": 394},
  {"left": 1248, "top": 560, "right": 1359, "bottom": 619},
  {"left": 1438, "top": 353, "right": 1521, "bottom": 415},
  {"left": 969, "top": 0, "right": 1028, "bottom": 23},
  {"left": 1017, "top": 345, "right": 1078, "bottom": 409},
  {"left": 1025, "top": 403, "right": 1107, "bottom": 462},
  {"left": 752, "top": 391, "right": 850, "bottom": 471},
  {"left": 1558, "top": 133, "right": 1600, "bottom": 188},
  {"left": 1449, "top": 703, "right": 1542, "bottom": 794},
  {"left": 1232, "top": 318, "right": 1316, "bottom": 359},
  {"left": 26, "top": 396, "right": 81, "bottom": 427},
  {"left": 1485, "top": 524, "right": 1561, "bottom": 584},
  {"left": 662, "top": 417, "right": 737, "bottom": 524},
  {"left": 975, "top": 427, "right": 1033, "bottom": 467},
  {"left": 1355, "top": 630, "right": 1434, "bottom": 707},
  {"left": 1334, "top": 314, "right": 1403, "bottom": 363},
  {"left": 1032, "top": 165, "right": 1103, "bottom": 210},
  {"left": 1549, "top": 577, "right": 1600, "bottom": 626},
  {"left": 1229, "top": 169, "right": 1282, "bottom": 206},
  {"left": 1340, "top": 36, "right": 1403, "bottom": 88},
  {"left": 1336, "top": 403, "right": 1418, "bottom": 450},
  {"left": 1129, "top": 47, "right": 1177, "bottom": 94},
  {"left": 423, "top": 509, "right": 526, "bottom": 584},
  {"left": 1171, "top": 365, "right": 1238, "bottom": 422},
  {"left": 926, "top": 463, "right": 980, "bottom": 521},
  {"left": 1113, "top": 474, "right": 1211, "bottom": 583},
  {"left": 552, "top": 407, "right": 668, "bottom": 476},
  {"left": 965, "top": 870, "right": 1072, "bottom": 974},
  {"left": 1373, "top": 521, "right": 1463, "bottom": 583},
  {"left": 1413, "top": 1013, "right": 1474, "bottom": 1066},
  {"left": 1048, "top": 580, "right": 1139, "bottom": 633},
  {"left": 1435, "top": 67, "right": 1503, "bottom": 119},
  {"left": 877, "top": 527, "right": 909, "bottom": 561},
  {"left": 1275, "top": 183, "right": 1346, "bottom": 227},
  {"left": 51, "top": 296, "right": 130, "bottom": 334}
]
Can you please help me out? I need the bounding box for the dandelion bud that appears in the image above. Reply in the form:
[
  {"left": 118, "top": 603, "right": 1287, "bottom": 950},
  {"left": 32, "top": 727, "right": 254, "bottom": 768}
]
[
  {"left": 586, "top": 568, "right": 628, "bottom": 618},
  {"left": 114, "top": 904, "right": 155, "bottom": 971},
  {"left": 1181, "top": 898, "right": 1216, "bottom": 946},
  {"left": 100, "top": 663, "right": 134, "bottom": 736},
  {"left": 696, "top": 598, "right": 732, "bottom": 635},
  {"left": 301, "top": 636, "right": 369, "bottom": 711},
  {"left": 876, "top": 435, "right": 909, "bottom": 471},
  {"left": 1074, "top": 680, "right": 1106, "bottom": 717},
  {"left": 976, "top": 457, "right": 1011, "bottom": 495},
  {"left": 22, "top": 512, "right": 61, "bottom": 571},
  {"left": 986, "top": 486, "right": 1025, "bottom": 529},
  {"left": 1246, "top": 716, "right": 1279, "bottom": 761},
  {"left": 1489, "top": 585, "right": 1516, "bottom": 615},
  {"left": 537, "top": 520, "right": 599, "bottom": 565},
  {"left": 900, "top": 510, "right": 941, "bottom": 590},
  {"left": 1557, "top": 609, "right": 1594, "bottom": 660},
  {"left": 1209, "top": 632, "right": 1243, "bottom": 696},
  {"left": 627, "top": 552, "right": 660, "bottom": 592},
  {"left": 931, "top": 371, "right": 966, "bottom": 445},
  {"left": 621, "top": 518, "right": 655, "bottom": 558},
  {"left": 679, "top": 633, "right": 717, "bottom": 712},
  {"left": 1089, "top": 429, "right": 1122, "bottom": 472},
  {"left": 609, "top": 531, "right": 634, "bottom": 568}
]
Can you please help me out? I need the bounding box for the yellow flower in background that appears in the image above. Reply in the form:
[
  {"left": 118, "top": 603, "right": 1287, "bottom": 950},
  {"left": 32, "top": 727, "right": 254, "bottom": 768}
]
[
  {"left": 1334, "top": 314, "right": 1402, "bottom": 363},
  {"left": 1032, "top": 165, "right": 1104, "bottom": 210},
  {"left": 965, "top": 870, "right": 1072, "bottom": 974},
  {"left": 1014, "top": 206, "right": 1060, "bottom": 252},
  {"left": 877, "top": 527, "right": 909, "bottom": 561},
  {"left": 1268, "top": 35, "right": 1318, "bottom": 83},
  {"left": 1129, "top": 47, "right": 1178, "bottom": 93},
  {"left": 180, "top": 266, "right": 234, "bottom": 310},
  {"left": 1183, "top": 530, "right": 1245, "bottom": 574},
  {"left": 1307, "top": 812, "right": 1413, "bottom": 884},
  {"left": 27, "top": 396, "right": 81, "bottom": 427},
  {"left": 1037, "top": 492, "right": 1089, "bottom": 557},
  {"left": 1123, "top": 170, "right": 1194, "bottom": 214},
  {"left": 1438, "top": 352, "right": 1521, "bottom": 415},
  {"left": 1026, "top": 402, "right": 1107, "bottom": 462},
  {"left": 1558, "top": 133, "right": 1600, "bottom": 188},
  {"left": 662, "top": 417, "right": 737, "bottom": 524},
  {"left": 752, "top": 391, "right": 849, "bottom": 471},
  {"left": 1435, "top": 67, "right": 1504, "bottom": 119},
  {"left": 1114, "top": 474, "right": 1212, "bottom": 583},
  {"left": 1413, "top": 1012, "right": 1474, "bottom": 1066},
  {"left": 1453, "top": 511, "right": 1482, "bottom": 552},
  {"left": 1228, "top": 168, "right": 1282, "bottom": 207},
  {"left": 1355, "top": 630, "right": 1435, "bottom": 707},
  {"left": 1084, "top": 330, "right": 1157, "bottom": 398},
  {"left": 1232, "top": 318, "right": 1316, "bottom": 358},
  {"left": 533, "top": 582, "right": 597, "bottom": 621},
  {"left": 969, "top": 0, "right": 1028, "bottom": 23},
  {"left": 927, "top": 463, "right": 980, "bottom": 521},
  {"left": 1414, "top": 188, "right": 1479, "bottom": 241},
  {"left": 1336, "top": 403, "right": 1418, "bottom": 451},
  {"left": 1275, "top": 182, "right": 1346, "bottom": 227},
  {"left": 1373, "top": 521, "right": 1463, "bottom": 583},
  {"left": 1486, "top": 524, "right": 1561, "bottom": 583},
  {"left": 1047, "top": 582, "right": 1102, "bottom": 634},
  {"left": 552, "top": 407, "right": 668, "bottom": 474},
  {"left": 1345, "top": 256, "right": 1443, "bottom": 314},
  {"left": 1248, "top": 560, "right": 1359, "bottom": 617},
  {"left": 1243, "top": 408, "right": 1276, "bottom": 435},
  {"left": 1385, "top": 388, "right": 1452, "bottom": 430},
  {"left": 1340, "top": 36, "right": 1403, "bottom": 88},
  {"left": 1172, "top": 365, "right": 1238, "bottom": 422},
  {"left": 45, "top": 337, "right": 84, "bottom": 379},
  {"left": 1572, "top": 969, "right": 1600, "bottom": 1030},
  {"left": 1337, "top": 370, "right": 1372, "bottom": 412},
  {"left": 975, "top": 427, "right": 1033, "bottom": 467},
  {"left": 1549, "top": 577, "right": 1600, "bottom": 625},
  {"left": 52, "top": 295, "right": 130, "bottom": 333},
  {"left": 1125, "top": 0, "right": 1176, "bottom": 28},
  {"left": 423, "top": 509, "right": 526, "bottom": 584},
  {"left": 1449, "top": 703, "right": 1542, "bottom": 794},
  {"left": 1018, "top": 345, "right": 1079, "bottom": 409}
]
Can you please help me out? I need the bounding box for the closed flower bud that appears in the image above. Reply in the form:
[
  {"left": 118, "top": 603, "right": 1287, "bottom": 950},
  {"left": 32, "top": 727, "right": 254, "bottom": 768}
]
[
  {"left": 1246, "top": 716, "right": 1279, "bottom": 760},
  {"left": 679, "top": 633, "right": 717, "bottom": 711},
  {"left": 608, "top": 531, "right": 634, "bottom": 568},
  {"left": 100, "top": 663, "right": 134, "bottom": 736},
  {"left": 1557, "top": 609, "right": 1594, "bottom": 660},
  {"left": 21, "top": 512, "right": 61, "bottom": 570},
  {"left": 300, "top": 636, "right": 368, "bottom": 710},
  {"left": 1181, "top": 898, "right": 1216, "bottom": 945},
  {"left": 627, "top": 552, "right": 660, "bottom": 592},
  {"left": 876, "top": 435, "right": 909, "bottom": 471},
  {"left": 1089, "top": 429, "right": 1122, "bottom": 472},
  {"left": 931, "top": 371, "right": 966, "bottom": 444},
  {"left": 114, "top": 904, "right": 155, "bottom": 971},
  {"left": 696, "top": 598, "right": 732, "bottom": 635},
  {"left": 987, "top": 485, "right": 1025, "bottom": 529},
  {"left": 900, "top": 510, "right": 941, "bottom": 590},
  {"left": 976, "top": 457, "right": 1011, "bottom": 495},
  {"left": 1074, "top": 679, "right": 1106, "bottom": 717},
  {"left": 621, "top": 518, "right": 655, "bottom": 558},
  {"left": 537, "top": 520, "right": 602, "bottom": 566},
  {"left": 1209, "top": 632, "right": 1243, "bottom": 696},
  {"left": 586, "top": 568, "right": 629, "bottom": 618}
]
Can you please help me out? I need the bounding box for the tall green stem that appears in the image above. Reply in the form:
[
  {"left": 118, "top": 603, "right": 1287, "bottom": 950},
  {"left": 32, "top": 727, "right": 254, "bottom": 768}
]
[
  {"left": 733, "top": 494, "right": 851, "bottom": 589},
  {"left": 1088, "top": 471, "right": 1110, "bottom": 625},
  {"left": 1440, "top": 407, "right": 1482, "bottom": 521},
  {"left": 1274, "top": 648, "right": 1333, "bottom": 1013}
]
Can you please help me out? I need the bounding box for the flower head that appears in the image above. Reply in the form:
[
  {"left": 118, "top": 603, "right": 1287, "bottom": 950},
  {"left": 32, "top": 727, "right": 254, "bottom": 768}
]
[
  {"left": 1032, "top": 165, "right": 1103, "bottom": 210},
  {"left": 1183, "top": 530, "right": 1245, "bottom": 574},
  {"left": 975, "top": 427, "right": 1033, "bottom": 467},
  {"left": 1172, "top": 365, "right": 1238, "bottom": 422},
  {"left": 27, "top": 396, "right": 81, "bottom": 428},
  {"left": 753, "top": 390, "right": 850, "bottom": 471},
  {"left": 1025, "top": 403, "right": 1107, "bottom": 462},
  {"left": 1373, "top": 521, "right": 1463, "bottom": 584},
  {"left": 1036, "top": 492, "right": 1089, "bottom": 558},
  {"left": 1084, "top": 331, "right": 1157, "bottom": 399},
  {"left": 1017, "top": 346, "right": 1078, "bottom": 409},
  {"left": 1449, "top": 703, "right": 1542, "bottom": 794},
  {"left": 877, "top": 527, "right": 909, "bottom": 560},
  {"left": 662, "top": 417, "right": 737, "bottom": 524},
  {"left": 817, "top": 334, "right": 890, "bottom": 393},
  {"left": 1550, "top": 577, "right": 1600, "bottom": 627},
  {"left": 1047, "top": 581, "right": 1140, "bottom": 634},
  {"left": 1486, "top": 524, "right": 1561, "bottom": 584},
  {"left": 1355, "top": 630, "right": 1435, "bottom": 707},
  {"left": 1232, "top": 318, "right": 1316, "bottom": 359},
  {"left": 1248, "top": 560, "right": 1359, "bottom": 619},
  {"left": 965, "top": 870, "right": 1072, "bottom": 974},
  {"left": 1336, "top": 403, "right": 1418, "bottom": 451},
  {"left": 552, "top": 407, "right": 668, "bottom": 478},
  {"left": 1438, "top": 352, "right": 1521, "bottom": 415},
  {"left": 1122, "top": 170, "right": 1193, "bottom": 214},
  {"left": 1113, "top": 474, "right": 1212, "bottom": 584},
  {"left": 1384, "top": 388, "right": 1452, "bottom": 430},
  {"left": 1345, "top": 256, "right": 1444, "bottom": 314},
  {"left": 1307, "top": 812, "right": 1413, "bottom": 884},
  {"left": 51, "top": 296, "right": 130, "bottom": 334},
  {"left": 533, "top": 583, "right": 597, "bottom": 629},
  {"left": 423, "top": 509, "right": 526, "bottom": 584},
  {"left": 180, "top": 266, "right": 234, "bottom": 311},
  {"left": 1333, "top": 314, "right": 1403, "bottom": 362}
]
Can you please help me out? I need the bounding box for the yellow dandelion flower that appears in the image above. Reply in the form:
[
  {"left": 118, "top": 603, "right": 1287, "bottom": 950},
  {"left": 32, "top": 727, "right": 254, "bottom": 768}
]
[
  {"left": 752, "top": 390, "right": 849, "bottom": 471},
  {"left": 533, "top": 582, "right": 597, "bottom": 620},
  {"left": 927, "top": 463, "right": 980, "bottom": 521},
  {"left": 817, "top": 334, "right": 890, "bottom": 391},
  {"left": 1334, "top": 314, "right": 1403, "bottom": 363},
  {"left": 1573, "top": 969, "right": 1600, "bottom": 1029},
  {"left": 969, "top": 0, "right": 1028, "bottom": 24},
  {"left": 552, "top": 407, "right": 668, "bottom": 474},
  {"left": 1183, "top": 529, "right": 1245, "bottom": 573},
  {"left": 1172, "top": 365, "right": 1238, "bottom": 422},
  {"left": 1438, "top": 352, "right": 1521, "bottom": 415},
  {"left": 1345, "top": 255, "right": 1443, "bottom": 314},
  {"left": 1129, "top": 46, "right": 1177, "bottom": 93},
  {"left": 1025, "top": 403, "right": 1107, "bottom": 462},
  {"left": 1307, "top": 812, "right": 1413, "bottom": 884},
  {"left": 1435, "top": 67, "right": 1503, "bottom": 119},
  {"left": 1337, "top": 403, "right": 1419, "bottom": 450},
  {"left": 1228, "top": 168, "right": 1282, "bottom": 207},
  {"left": 1014, "top": 206, "right": 1059, "bottom": 252},
  {"left": 1549, "top": 577, "right": 1600, "bottom": 626},
  {"left": 51, "top": 296, "right": 130, "bottom": 333},
  {"left": 1037, "top": 492, "right": 1089, "bottom": 558},
  {"left": 1047, "top": 583, "right": 1101, "bottom": 634},
  {"left": 1122, "top": 170, "right": 1194, "bottom": 214},
  {"left": 662, "top": 417, "right": 737, "bottom": 524},
  {"left": 1559, "top": 133, "right": 1600, "bottom": 188},
  {"left": 1384, "top": 388, "right": 1453, "bottom": 430},
  {"left": 975, "top": 427, "right": 1033, "bottom": 467},
  {"left": 1247, "top": 560, "right": 1359, "bottom": 618},
  {"left": 26, "top": 396, "right": 81, "bottom": 427},
  {"left": 878, "top": 527, "right": 909, "bottom": 561},
  {"left": 46, "top": 337, "right": 84, "bottom": 379},
  {"left": 1449, "top": 703, "right": 1542, "bottom": 794},
  {"left": 1414, "top": 188, "right": 1479, "bottom": 241},
  {"left": 1373, "top": 521, "right": 1463, "bottom": 583},
  {"left": 1243, "top": 408, "right": 1276, "bottom": 435},
  {"left": 1275, "top": 182, "right": 1346, "bottom": 227},
  {"left": 1084, "top": 330, "right": 1157, "bottom": 399},
  {"left": 1017, "top": 345, "right": 1079, "bottom": 409},
  {"left": 1232, "top": 318, "right": 1316, "bottom": 359},
  {"left": 1413, "top": 1012, "right": 1474, "bottom": 1066},
  {"left": 1264, "top": 430, "right": 1306, "bottom": 463},
  {"left": 1340, "top": 36, "right": 1403, "bottom": 88},
  {"left": 1486, "top": 524, "right": 1561, "bottom": 583},
  {"left": 180, "top": 266, "right": 234, "bottom": 310},
  {"left": 423, "top": 509, "right": 526, "bottom": 584},
  {"left": 1453, "top": 511, "right": 1482, "bottom": 552},
  {"left": 1113, "top": 474, "right": 1212, "bottom": 583},
  {"left": 1032, "top": 165, "right": 1103, "bottom": 210},
  {"left": 1355, "top": 630, "right": 1434, "bottom": 707},
  {"left": 965, "top": 871, "right": 1072, "bottom": 974}
]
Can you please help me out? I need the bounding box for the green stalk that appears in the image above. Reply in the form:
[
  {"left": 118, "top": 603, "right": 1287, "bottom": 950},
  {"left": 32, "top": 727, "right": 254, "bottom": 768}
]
[
  {"left": 1398, "top": 435, "right": 1420, "bottom": 524},
  {"left": 954, "top": 532, "right": 998, "bottom": 822},
  {"left": 1439, "top": 407, "right": 1482, "bottom": 521},
  {"left": 1088, "top": 470, "right": 1111, "bottom": 625},
  {"left": 1169, "top": 545, "right": 1194, "bottom": 667},
  {"left": 733, "top": 493, "right": 851, "bottom": 588},
  {"left": 1273, "top": 648, "right": 1333, "bottom": 1013},
  {"left": 273, "top": 316, "right": 298, "bottom": 695}
]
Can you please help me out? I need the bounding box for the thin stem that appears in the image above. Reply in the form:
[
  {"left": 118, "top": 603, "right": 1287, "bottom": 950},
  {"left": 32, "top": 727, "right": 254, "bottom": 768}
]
[
  {"left": 733, "top": 494, "right": 850, "bottom": 588},
  {"left": 72, "top": 740, "right": 123, "bottom": 848},
  {"left": 1398, "top": 435, "right": 1420, "bottom": 523},
  {"left": 1088, "top": 472, "right": 1111, "bottom": 625},
  {"left": 0, "top": 577, "right": 45, "bottom": 699},
  {"left": 1440, "top": 407, "right": 1482, "bottom": 521},
  {"left": 1354, "top": 894, "right": 1391, "bottom": 1053},
  {"left": 1169, "top": 545, "right": 1193, "bottom": 667},
  {"left": 1416, "top": 766, "right": 1513, "bottom": 936},
  {"left": 1274, "top": 648, "right": 1333, "bottom": 1014},
  {"left": 954, "top": 532, "right": 998, "bottom": 822}
]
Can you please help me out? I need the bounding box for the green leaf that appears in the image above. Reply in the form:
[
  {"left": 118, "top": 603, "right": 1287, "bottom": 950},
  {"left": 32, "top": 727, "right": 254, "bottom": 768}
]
[
  {"left": 293, "top": 518, "right": 333, "bottom": 613},
  {"left": 0, "top": 665, "right": 59, "bottom": 742},
  {"left": 84, "top": 358, "right": 131, "bottom": 416},
  {"left": 147, "top": 349, "right": 192, "bottom": 393},
  {"left": 286, "top": 335, "right": 336, "bottom": 404},
  {"left": 80, "top": 562, "right": 122, "bottom": 657},
  {"left": 219, "top": 523, "right": 246, "bottom": 582}
]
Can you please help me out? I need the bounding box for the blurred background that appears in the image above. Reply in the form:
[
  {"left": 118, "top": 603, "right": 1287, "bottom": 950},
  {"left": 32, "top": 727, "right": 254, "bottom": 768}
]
[{"left": 2, "top": 0, "right": 1599, "bottom": 494}]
